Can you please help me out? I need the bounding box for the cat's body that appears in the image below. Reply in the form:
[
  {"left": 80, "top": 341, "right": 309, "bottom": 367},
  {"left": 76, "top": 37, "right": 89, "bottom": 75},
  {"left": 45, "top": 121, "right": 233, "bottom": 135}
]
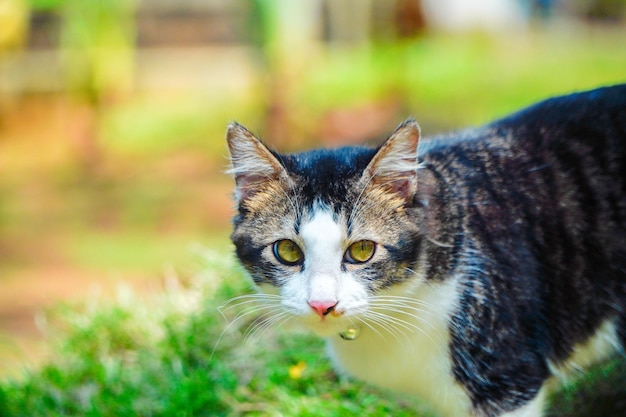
[{"left": 226, "top": 85, "right": 626, "bottom": 417}]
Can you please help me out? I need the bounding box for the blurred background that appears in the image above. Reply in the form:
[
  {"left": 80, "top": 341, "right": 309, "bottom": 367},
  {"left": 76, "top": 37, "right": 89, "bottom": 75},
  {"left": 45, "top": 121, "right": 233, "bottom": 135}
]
[{"left": 0, "top": 0, "right": 624, "bottom": 378}]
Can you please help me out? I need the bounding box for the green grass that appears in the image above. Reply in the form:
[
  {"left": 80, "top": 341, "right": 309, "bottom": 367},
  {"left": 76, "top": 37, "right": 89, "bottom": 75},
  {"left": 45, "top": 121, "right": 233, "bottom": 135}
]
[
  {"left": 0, "top": 249, "right": 624, "bottom": 417},
  {"left": 547, "top": 357, "right": 626, "bottom": 417},
  {"left": 0, "top": 251, "right": 430, "bottom": 417}
]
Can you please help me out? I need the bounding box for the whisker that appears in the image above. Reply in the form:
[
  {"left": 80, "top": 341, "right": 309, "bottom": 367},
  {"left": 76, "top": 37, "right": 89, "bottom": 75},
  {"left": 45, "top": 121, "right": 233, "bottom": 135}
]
[
  {"left": 348, "top": 171, "right": 375, "bottom": 227},
  {"left": 370, "top": 296, "right": 438, "bottom": 316},
  {"left": 245, "top": 313, "right": 292, "bottom": 346},
  {"left": 361, "top": 312, "right": 408, "bottom": 343},
  {"left": 369, "top": 297, "right": 435, "bottom": 311},
  {"left": 368, "top": 303, "right": 436, "bottom": 332},
  {"left": 375, "top": 310, "right": 437, "bottom": 347},
  {"left": 211, "top": 294, "right": 284, "bottom": 360},
  {"left": 219, "top": 293, "right": 281, "bottom": 312},
  {"left": 230, "top": 304, "right": 284, "bottom": 325},
  {"left": 363, "top": 296, "right": 443, "bottom": 347},
  {"left": 366, "top": 310, "right": 419, "bottom": 334},
  {"left": 243, "top": 310, "right": 290, "bottom": 345},
  {"left": 357, "top": 317, "right": 386, "bottom": 341},
  {"left": 426, "top": 236, "right": 454, "bottom": 248},
  {"left": 224, "top": 296, "right": 278, "bottom": 311}
]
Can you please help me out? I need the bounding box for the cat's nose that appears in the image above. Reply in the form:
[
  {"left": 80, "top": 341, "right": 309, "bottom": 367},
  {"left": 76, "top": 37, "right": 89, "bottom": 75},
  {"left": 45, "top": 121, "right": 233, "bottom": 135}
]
[{"left": 308, "top": 300, "right": 339, "bottom": 317}]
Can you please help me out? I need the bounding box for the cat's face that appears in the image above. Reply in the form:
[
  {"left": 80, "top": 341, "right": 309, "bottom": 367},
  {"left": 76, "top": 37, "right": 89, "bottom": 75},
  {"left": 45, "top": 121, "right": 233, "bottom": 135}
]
[{"left": 227, "top": 121, "right": 426, "bottom": 337}]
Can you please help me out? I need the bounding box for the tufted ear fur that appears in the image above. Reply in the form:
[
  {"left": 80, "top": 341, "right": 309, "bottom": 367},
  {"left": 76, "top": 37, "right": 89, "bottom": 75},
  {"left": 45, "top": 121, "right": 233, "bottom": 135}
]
[
  {"left": 360, "top": 119, "right": 420, "bottom": 203},
  {"left": 226, "top": 122, "right": 289, "bottom": 203}
]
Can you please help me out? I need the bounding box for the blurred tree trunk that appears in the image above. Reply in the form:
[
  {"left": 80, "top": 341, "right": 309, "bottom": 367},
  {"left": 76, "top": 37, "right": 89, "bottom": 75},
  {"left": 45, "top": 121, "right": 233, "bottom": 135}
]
[
  {"left": 395, "top": 0, "right": 426, "bottom": 38},
  {"left": 253, "top": 0, "right": 321, "bottom": 147}
]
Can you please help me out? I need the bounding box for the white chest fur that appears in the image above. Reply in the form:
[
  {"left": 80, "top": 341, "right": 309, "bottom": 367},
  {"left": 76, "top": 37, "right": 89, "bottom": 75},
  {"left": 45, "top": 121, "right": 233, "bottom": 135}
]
[{"left": 326, "top": 277, "right": 473, "bottom": 417}]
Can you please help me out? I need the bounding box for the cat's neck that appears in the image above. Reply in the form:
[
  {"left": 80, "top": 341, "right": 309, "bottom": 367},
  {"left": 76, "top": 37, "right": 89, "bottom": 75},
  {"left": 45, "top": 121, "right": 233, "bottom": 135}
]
[{"left": 326, "top": 276, "right": 470, "bottom": 416}]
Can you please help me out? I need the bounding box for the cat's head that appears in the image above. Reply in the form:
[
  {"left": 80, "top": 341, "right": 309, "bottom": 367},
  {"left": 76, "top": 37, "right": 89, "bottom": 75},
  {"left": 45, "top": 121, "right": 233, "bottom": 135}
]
[{"left": 226, "top": 120, "right": 428, "bottom": 337}]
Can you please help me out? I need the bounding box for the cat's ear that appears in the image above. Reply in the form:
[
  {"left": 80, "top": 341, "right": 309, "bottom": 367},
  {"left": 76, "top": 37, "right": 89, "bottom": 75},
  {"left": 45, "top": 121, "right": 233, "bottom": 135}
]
[
  {"left": 226, "top": 122, "right": 289, "bottom": 203},
  {"left": 361, "top": 119, "right": 420, "bottom": 203}
]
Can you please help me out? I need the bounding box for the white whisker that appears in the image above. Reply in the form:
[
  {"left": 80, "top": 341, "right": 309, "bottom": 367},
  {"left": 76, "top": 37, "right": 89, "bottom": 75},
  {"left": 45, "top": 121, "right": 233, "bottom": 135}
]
[
  {"left": 357, "top": 317, "right": 387, "bottom": 341},
  {"left": 426, "top": 236, "right": 454, "bottom": 248},
  {"left": 348, "top": 164, "right": 380, "bottom": 228},
  {"left": 360, "top": 313, "right": 406, "bottom": 343},
  {"left": 371, "top": 310, "right": 437, "bottom": 347},
  {"left": 359, "top": 293, "right": 447, "bottom": 347},
  {"left": 243, "top": 310, "right": 290, "bottom": 345},
  {"left": 218, "top": 300, "right": 275, "bottom": 320},
  {"left": 368, "top": 303, "right": 435, "bottom": 331},
  {"left": 211, "top": 293, "right": 286, "bottom": 360}
]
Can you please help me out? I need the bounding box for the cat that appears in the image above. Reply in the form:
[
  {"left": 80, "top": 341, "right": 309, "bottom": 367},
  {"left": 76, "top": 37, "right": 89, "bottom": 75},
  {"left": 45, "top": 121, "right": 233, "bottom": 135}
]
[{"left": 225, "top": 84, "right": 626, "bottom": 417}]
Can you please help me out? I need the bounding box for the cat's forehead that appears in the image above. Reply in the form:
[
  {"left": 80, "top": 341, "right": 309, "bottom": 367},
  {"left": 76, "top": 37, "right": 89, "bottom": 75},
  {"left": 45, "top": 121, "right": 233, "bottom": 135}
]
[
  {"left": 279, "top": 145, "right": 377, "bottom": 208},
  {"left": 300, "top": 206, "right": 344, "bottom": 253},
  {"left": 282, "top": 146, "right": 376, "bottom": 181},
  {"left": 282, "top": 146, "right": 376, "bottom": 174}
]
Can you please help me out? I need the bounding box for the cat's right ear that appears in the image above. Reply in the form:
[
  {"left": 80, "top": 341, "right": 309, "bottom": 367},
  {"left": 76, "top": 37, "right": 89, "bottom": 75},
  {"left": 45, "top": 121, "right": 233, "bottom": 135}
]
[{"left": 226, "top": 122, "right": 289, "bottom": 203}]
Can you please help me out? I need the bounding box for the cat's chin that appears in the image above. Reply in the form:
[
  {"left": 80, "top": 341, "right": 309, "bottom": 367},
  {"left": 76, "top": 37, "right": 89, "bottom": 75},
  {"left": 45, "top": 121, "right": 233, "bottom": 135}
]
[{"left": 297, "top": 315, "right": 354, "bottom": 338}]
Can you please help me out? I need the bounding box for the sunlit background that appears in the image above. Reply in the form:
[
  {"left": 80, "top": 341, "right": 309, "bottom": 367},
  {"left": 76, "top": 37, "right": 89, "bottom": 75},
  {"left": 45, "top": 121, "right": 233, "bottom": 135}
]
[{"left": 0, "top": 0, "right": 625, "bottom": 378}]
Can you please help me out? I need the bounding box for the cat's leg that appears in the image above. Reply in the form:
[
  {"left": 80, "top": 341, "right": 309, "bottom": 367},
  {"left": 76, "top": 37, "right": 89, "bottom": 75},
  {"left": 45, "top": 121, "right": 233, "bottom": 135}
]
[
  {"left": 498, "top": 386, "right": 547, "bottom": 417},
  {"left": 467, "top": 386, "right": 547, "bottom": 417},
  {"left": 451, "top": 272, "right": 551, "bottom": 417}
]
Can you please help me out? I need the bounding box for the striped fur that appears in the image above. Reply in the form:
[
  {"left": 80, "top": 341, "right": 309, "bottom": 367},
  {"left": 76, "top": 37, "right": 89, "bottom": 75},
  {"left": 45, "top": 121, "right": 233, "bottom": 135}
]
[{"left": 227, "top": 85, "right": 626, "bottom": 417}]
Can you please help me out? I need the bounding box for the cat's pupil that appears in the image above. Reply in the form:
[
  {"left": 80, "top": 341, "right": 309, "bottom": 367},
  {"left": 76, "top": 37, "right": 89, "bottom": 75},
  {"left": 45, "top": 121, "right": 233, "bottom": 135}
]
[
  {"left": 345, "top": 240, "right": 376, "bottom": 264},
  {"left": 273, "top": 239, "right": 304, "bottom": 266}
]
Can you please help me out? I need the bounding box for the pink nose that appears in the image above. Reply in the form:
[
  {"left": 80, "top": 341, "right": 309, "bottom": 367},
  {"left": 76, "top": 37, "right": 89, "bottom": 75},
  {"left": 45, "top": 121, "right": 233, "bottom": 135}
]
[{"left": 308, "top": 300, "right": 339, "bottom": 317}]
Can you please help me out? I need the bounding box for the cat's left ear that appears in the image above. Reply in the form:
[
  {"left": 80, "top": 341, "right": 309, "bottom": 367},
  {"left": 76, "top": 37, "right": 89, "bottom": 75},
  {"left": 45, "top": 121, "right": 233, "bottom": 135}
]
[
  {"left": 361, "top": 119, "right": 420, "bottom": 203},
  {"left": 226, "top": 122, "right": 290, "bottom": 203}
]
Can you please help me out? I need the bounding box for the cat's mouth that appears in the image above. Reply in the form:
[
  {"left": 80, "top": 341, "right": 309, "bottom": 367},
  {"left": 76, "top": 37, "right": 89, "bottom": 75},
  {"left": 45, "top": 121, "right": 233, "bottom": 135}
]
[{"left": 300, "top": 306, "right": 364, "bottom": 340}]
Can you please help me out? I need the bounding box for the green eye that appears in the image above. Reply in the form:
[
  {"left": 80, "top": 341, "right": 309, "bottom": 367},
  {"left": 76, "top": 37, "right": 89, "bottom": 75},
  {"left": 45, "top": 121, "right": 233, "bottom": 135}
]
[
  {"left": 273, "top": 240, "right": 304, "bottom": 265},
  {"left": 345, "top": 240, "right": 376, "bottom": 264}
]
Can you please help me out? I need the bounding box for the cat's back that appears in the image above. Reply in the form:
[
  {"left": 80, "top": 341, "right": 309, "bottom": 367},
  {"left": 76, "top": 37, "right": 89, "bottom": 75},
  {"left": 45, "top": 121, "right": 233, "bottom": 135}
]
[
  {"left": 420, "top": 84, "right": 626, "bottom": 207},
  {"left": 421, "top": 84, "right": 626, "bottom": 256},
  {"left": 422, "top": 84, "right": 626, "bottom": 164},
  {"left": 497, "top": 84, "right": 626, "bottom": 165}
]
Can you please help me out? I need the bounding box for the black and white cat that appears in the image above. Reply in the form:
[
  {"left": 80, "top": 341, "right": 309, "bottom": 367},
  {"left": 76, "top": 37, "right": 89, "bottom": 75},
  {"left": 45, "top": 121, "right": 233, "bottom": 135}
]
[{"left": 226, "top": 85, "right": 626, "bottom": 417}]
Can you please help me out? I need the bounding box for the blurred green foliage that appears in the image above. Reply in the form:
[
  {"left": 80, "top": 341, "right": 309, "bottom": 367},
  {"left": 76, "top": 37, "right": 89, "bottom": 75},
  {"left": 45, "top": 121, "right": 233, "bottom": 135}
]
[
  {"left": 59, "top": 0, "right": 136, "bottom": 102},
  {"left": 27, "top": 0, "right": 63, "bottom": 11}
]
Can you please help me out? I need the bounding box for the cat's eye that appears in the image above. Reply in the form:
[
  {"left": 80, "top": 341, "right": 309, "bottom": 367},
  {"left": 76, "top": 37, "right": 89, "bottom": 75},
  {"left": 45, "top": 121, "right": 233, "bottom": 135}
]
[
  {"left": 273, "top": 239, "right": 304, "bottom": 266},
  {"left": 345, "top": 240, "right": 376, "bottom": 264}
]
